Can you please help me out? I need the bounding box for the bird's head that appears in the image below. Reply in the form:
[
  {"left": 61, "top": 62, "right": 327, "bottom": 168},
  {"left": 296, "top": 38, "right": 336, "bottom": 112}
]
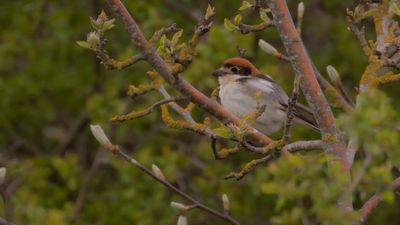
[{"left": 212, "top": 57, "right": 261, "bottom": 77}]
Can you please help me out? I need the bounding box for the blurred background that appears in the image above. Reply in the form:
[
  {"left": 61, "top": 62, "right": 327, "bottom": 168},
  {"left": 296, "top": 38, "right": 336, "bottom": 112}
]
[{"left": 0, "top": 0, "right": 399, "bottom": 224}]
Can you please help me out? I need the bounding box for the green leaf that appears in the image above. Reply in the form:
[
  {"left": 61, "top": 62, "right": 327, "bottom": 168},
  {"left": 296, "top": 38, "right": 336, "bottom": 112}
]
[
  {"left": 239, "top": 1, "right": 252, "bottom": 11},
  {"left": 171, "top": 30, "right": 183, "bottom": 46},
  {"left": 212, "top": 126, "right": 233, "bottom": 139},
  {"left": 102, "top": 19, "right": 115, "bottom": 31},
  {"left": 234, "top": 14, "right": 242, "bottom": 25},
  {"left": 224, "top": 19, "right": 235, "bottom": 31},
  {"left": 260, "top": 10, "right": 270, "bottom": 22},
  {"left": 76, "top": 41, "right": 91, "bottom": 49},
  {"left": 381, "top": 190, "right": 395, "bottom": 203}
]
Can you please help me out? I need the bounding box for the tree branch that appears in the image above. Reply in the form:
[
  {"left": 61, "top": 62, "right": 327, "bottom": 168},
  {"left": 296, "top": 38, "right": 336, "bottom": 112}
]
[
  {"left": 0, "top": 217, "right": 15, "bottom": 225},
  {"left": 89, "top": 125, "right": 243, "bottom": 225},
  {"left": 224, "top": 140, "right": 323, "bottom": 180},
  {"left": 358, "top": 177, "right": 400, "bottom": 224},
  {"left": 111, "top": 97, "right": 185, "bottom": 122},
  {"left": 105, "top": 0, "right": 272, "bottom": 146},
  {"left": 265, "top": 0, "right": 351, "bottom": 211}
]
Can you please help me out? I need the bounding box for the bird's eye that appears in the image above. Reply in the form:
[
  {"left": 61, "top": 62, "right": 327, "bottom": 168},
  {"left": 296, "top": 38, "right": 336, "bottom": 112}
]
[{"left": 231, "top": 67, "right": 239, "bottom": 73}]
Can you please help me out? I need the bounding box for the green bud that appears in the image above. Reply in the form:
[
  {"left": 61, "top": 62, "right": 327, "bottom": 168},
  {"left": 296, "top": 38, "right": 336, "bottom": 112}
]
[
  {"left": 152, "top": 164, "right": 165, "bottom": 180},
  {"left": 224, "top": 19, "right": 236, "bottom": 32},
  {"left": 177, "top": 216, "right": 187, "bottom": 225},
  {"left": 234, "top": 14, "right": 242, "bottom": 25},
  {"left": 326, "top": 65, "right": 341, "bottom": 85},
  {"left": 258, "top": 39, "right": 279, "bottom": 57},
  {"left": 76, "top": 41, "right": 91, "bottom": 49},
  {"left": 222, "top": 193, "right": 230, "bottom": 212},
  {"left": 90, "top": 124, "right": 112, "bottom": 148},
  {"left": 205, "top": 4, "right": 215, "bottom": 20},
  {"left": 298, "top": 2, "right": 305, "bottom": 19},
  {"left": 170, "top": 202, "right": 188, "bottom": 211},
  {"left": 86, "top": 32, "right": 100, "bottom": 49}
]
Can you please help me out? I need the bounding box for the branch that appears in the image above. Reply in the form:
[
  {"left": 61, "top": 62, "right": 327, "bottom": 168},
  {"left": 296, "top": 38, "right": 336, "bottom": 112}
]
[
  {"left": 149, "top": 23, "right": 180, "bottom": 43},
  {"left": 71, "top": 149, "right": 107, "bottom": 221},
  {"left": 347, "top": 16, "right": 372, "bottom": 56},
  {"left": 224, "top": 140, "right": 323, "bottom": 180},
  {"left": 0, "top": 217, "right": 15, "bottom": 225},
  {"left": 345, "top": 153, "right": 373, "bottom": 196},
  {"left": 238, "top": 21, "right": 274, "bottom": 34},
  {"left": 89, "top": 125, "right": 243, "bottom": 225},
  {"left": 358, "top": 177, "right": 400, "bottom": 224},
  {"left": 265, "top": 0, "right": 348, "bottom": 161},
  {"left": 282, "top": 74, "right": 301, "bottom": 143},
  {"left": 265, "top": 0, "right": 351, "bottom": 211},
  {"left": 111, "top": 97, "right": 185, "bottom": 122},
  {"left": 372, "top": 73, "right": 400, "bottom": 86},
  {"left": 105, "top": 0, "right": 273, "bottom": 146},
  {"left": 266, "top": 0, "right": 338, "bottom": 136}
]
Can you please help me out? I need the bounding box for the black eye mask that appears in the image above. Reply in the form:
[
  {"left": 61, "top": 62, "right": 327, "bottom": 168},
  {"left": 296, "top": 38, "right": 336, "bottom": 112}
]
[{"left": 225, "top": 64, "right": 251, "bottom": 76}]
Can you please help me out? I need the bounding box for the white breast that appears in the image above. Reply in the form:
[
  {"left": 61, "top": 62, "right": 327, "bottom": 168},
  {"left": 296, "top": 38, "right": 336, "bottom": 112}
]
[
  {"left": 218, "top": 75, "right": 286, "bottom": 134},
  {"left": 219, "top": 81, "right": 257, "bottom": 119}
]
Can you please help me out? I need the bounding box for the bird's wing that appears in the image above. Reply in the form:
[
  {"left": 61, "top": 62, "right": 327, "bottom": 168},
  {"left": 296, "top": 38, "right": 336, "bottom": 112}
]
[
  {"left": 237, "top": 75, "right": 319, "bottom": 132},
  {"left": 236, "top": 74, "right": 289, "bottom": 103}
]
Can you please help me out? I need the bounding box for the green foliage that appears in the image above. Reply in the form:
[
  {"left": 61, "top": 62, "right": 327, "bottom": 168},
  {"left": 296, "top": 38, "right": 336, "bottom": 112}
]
[{"left": 338, "top": 89, "right": 400, "bottom": 156}]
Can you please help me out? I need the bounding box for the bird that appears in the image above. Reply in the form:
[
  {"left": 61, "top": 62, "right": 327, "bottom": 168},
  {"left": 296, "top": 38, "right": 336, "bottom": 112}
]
[{"left": 212, "top": 57, "right": 319, "bottom": 134}]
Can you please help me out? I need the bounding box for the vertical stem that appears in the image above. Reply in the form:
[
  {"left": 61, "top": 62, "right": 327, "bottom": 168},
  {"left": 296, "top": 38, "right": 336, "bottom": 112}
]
[{"left": 266, "top": 0, "right": 352, "bottom": 211}]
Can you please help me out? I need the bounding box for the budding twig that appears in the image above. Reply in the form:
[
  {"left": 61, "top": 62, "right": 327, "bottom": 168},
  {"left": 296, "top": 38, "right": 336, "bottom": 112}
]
[
  {"left": 111, "top": 97, "right": 185, "bottom": 122},
  {"left": 224, "top": 140, "right": 323, "bottom": 180},
  {"left": 89, "top": 124, "right": 243, "bottom": 225}
]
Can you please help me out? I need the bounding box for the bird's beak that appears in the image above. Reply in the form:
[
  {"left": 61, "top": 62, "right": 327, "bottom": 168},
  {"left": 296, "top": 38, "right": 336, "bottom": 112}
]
[{"left": 212, "top": 69, "right": 224, "bottom": 77}]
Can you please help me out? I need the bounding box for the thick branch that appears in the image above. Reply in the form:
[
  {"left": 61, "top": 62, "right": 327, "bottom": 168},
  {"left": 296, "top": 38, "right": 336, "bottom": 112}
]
[
  {"left": 265, "top": 0, "right": 348, "bottom": 166},
  {"left": 106, "top": 0, "right": 272, "bottom": 145},
  {"left": 265, "top": 0, "right": 351, "bottom": 211},
  {"left": 358, "top": 177, "right": 400, "bottom": 224},
  {"left": 266, "top": 1, "right": 336, "bottom": 135}
]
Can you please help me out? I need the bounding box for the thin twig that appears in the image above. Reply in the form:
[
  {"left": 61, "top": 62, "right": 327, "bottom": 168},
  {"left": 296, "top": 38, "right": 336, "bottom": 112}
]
[
  {"left": 58, "top": 112, "right": 91, "bottom": 156},
  {"left": 95, "top": 37, "right": 145, "bottom": 70},
  {"left": 346, "top": 153, "right": 373, "bottom": 195},
  {"left": 70, "top": 149, "right": 107, "bottom": 222},
  {"left": 111, "top": 97, "right": 185, "bottom": 122},
  {"left": 282, "top": 74, "right": 301, "bottom": 143},
  {"left": 98, "top": 141, "right": 243, "bottom": 225},
  {"left": 224, "top": 140, "right": 323, "bottom": 180},
  {"left": 149, "top": 23, "right": 180, "bottom": 43},
  {"left": 238, "top": 21, "right": 274, "bottom": 34},
  {"left": 347, "top": 16, "right": 372, "bottom": 56}
]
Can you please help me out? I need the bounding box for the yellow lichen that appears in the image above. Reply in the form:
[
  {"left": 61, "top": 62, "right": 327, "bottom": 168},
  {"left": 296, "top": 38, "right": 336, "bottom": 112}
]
[
  {"left": 127, "top": 71, "right": 164, "bottom": 97},
  {"left": 322, "top": 133, "right": 339, "bottom": 143},
  {"left": 161, "top": 104, "right": 209, "bottom": 133},
  {"left": 217, "top": 147, "right": 240, "bottom": 159}
]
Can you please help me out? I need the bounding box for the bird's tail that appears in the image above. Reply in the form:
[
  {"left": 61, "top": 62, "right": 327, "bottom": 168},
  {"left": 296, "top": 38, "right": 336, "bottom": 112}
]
[{"left": 293, "top": 103, "right": 320, "bottom": 133}]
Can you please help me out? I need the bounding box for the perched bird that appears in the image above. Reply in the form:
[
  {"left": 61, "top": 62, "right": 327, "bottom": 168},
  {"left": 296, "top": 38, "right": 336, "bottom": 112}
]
[{"left": 212, "top": 57, "right": 319, "bottom": 134}]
